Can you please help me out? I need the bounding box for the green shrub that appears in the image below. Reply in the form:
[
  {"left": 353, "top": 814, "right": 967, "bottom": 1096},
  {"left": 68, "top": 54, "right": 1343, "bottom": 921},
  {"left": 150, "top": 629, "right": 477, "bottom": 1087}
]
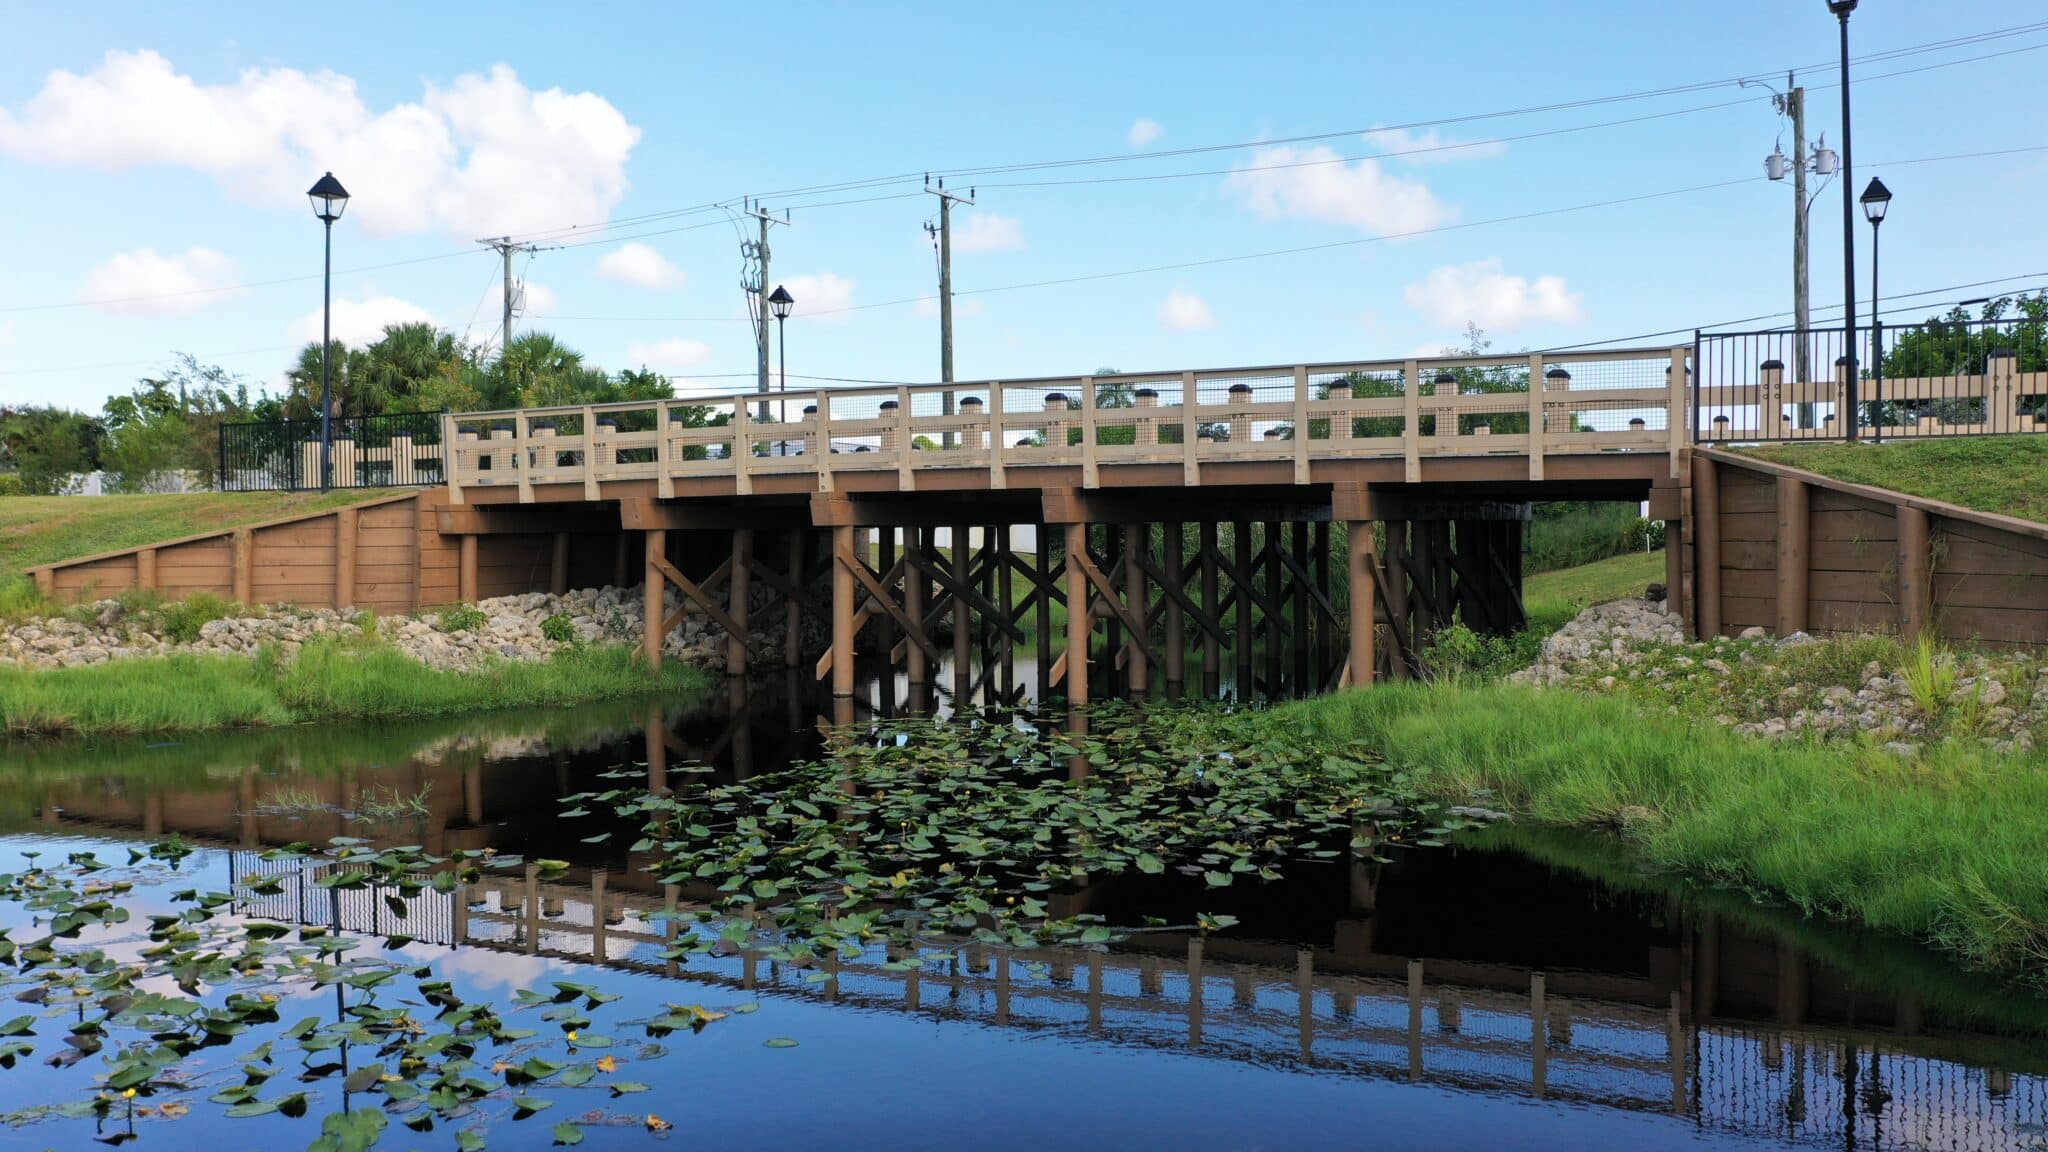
[
  {"left": 154, "top": 593, "right": 237, "bottom": 644},
  {"left": 0, "top": 474, "right": 25, "bottom": 497},
  {"left": 1527, "top": 503, "right": 1662, "bottom": 574},
  {"left": 437, "top": 605, "right": 486, "bottom": 633},
  {"left": 0, "top": 575, "right": 51, "bottom": 621},
  {"left": 540, "top": 612, "right": 576, "bottom": 644},
  {"left": 1417, "top": 622, "right": 1543, "bottom": 684}
]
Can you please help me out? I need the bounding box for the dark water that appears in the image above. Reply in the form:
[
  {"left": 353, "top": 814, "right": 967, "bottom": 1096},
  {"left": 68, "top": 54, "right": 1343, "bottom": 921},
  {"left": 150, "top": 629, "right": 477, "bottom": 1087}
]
[{"left": 5, "top": 675, "right": 2048, "bottom": 1151}]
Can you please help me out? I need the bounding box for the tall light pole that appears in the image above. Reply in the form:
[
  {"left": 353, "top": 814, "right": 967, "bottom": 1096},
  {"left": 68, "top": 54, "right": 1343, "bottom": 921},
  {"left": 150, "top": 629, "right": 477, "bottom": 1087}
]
[
  {"left": 768, "top": 285, "right": 794, "bottom": 455},
  {"left": 1860, "top": 178, "right": 1892, "bottom": 438},
  {"left": 1828, "top": 0, "right": 1860, "bottom": 439},
  {"left": 307, "top": 172, "right": 350, "bottom": 490}
]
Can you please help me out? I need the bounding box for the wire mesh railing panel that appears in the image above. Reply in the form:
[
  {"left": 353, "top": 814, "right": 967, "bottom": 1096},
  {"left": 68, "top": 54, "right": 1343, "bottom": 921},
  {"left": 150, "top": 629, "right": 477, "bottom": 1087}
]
[
  {"left": 1698, "top": 319, "right": 2048, "bottom": 444},
  {"left": 219, "top": 411, "right": 444, "bottom": 492}
]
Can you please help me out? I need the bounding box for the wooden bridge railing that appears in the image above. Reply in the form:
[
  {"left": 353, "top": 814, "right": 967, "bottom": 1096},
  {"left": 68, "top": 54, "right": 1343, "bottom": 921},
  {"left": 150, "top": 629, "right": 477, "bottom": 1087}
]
[{"left": 443, "top": 346, "right": 1691, "bottom": 502}]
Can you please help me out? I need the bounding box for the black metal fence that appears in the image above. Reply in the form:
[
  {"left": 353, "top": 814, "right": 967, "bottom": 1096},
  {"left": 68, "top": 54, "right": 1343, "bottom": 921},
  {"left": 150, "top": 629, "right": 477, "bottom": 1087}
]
[
  {"left": 1695, "top": 317, "right": 2048, "bottom": 443},
  {"left": 218, "top": 411, "right": 445, "bottom": 491}
]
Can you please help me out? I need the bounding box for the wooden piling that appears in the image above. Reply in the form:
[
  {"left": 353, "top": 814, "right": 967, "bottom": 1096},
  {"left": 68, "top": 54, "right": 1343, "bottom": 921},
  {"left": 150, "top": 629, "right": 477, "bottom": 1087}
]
[
  {"left": 1233, "top": 522, "right": 1254, "bottom": 694},
  {"left": 831, "top": 525, "right": 856, "bottom": 697},
  {"left": 642, "top": 529, "right": 666, "bottom": 671},
  {"left": 1123, "top": 522, "right": 1147, "bottom": 696},
  {"left": 904, "top": 529, "right": 927, "bottom": 684},
  {"left": 549, "top": 531, "right": 569, "bottom": 596},
  {"left": 334, "top": 508, "right": 357, "bottom": 609},
  {"left": 1064, "top": 522, "right": 1090, "bottom": 705},
  {"left": 728, "top": 528, "right": 752, "bottom": 674},
  {"left": 1347, "top": 517, "right": 1376, "bottom": 688},
  {"left": 1200, "top": 521, "right": 1220, "bottom": 697},
  {"left": 953, "top": 523, "right": 972, "bottom": 700},
  {"left": 1163, "top": 521, "right": 1185, "bottom": 696}
]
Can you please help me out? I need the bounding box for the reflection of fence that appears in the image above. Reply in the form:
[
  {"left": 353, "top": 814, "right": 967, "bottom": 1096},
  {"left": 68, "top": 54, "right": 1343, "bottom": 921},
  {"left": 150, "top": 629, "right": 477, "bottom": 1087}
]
[
  {"left": 218, "top": 411, "right": 444, "bottom": 492},
  {"left": 1696, "top": 319, "right": 2048, "bottom": 443},
  {"left": 230, "top": 853, "right": 2048, "bottom": 1148}
]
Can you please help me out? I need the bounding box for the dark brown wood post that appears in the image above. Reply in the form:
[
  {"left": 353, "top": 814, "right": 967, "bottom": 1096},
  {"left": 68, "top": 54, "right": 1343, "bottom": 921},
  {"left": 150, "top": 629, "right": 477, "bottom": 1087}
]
[
  {"left": 1292, "top": 522, "right": 1311, "bottom": 695},
  {"left": 1234, "top": 521, "right": 1254, "bottom": 695},
  {"left": 1897, "top": 504, "right": 1931, "bottom": 646},
  {"left": 1200, "top": 520, "right": 1220, "bottom": 698},
  {"left": 785, "top": 530, "right": 804, "bottom": 669},
  {"left": 1035, "top": 530, "right": 1053, "bottom": 699},
  {"left": 1163, "top": 521, "right": 1185, "bottom": 698},
  {"left": 953, "top": 523, "right": 973, "bottom": 700},
  {"left": 549, "top": 531, "right": 569, "bottom": 595},
  {"left": 1124, "top": 522, "right": 1148, "bottom": 697},
  {"left": 1693, "top": 454, "right": 1722, "bottom": 638},
  {"left": 904, "top": 529, "right": 927, "bottom": 685},
  {"left": 457, "top": 534, "right": 477, "bottom": 604},
  {"left": 877, "top": 528, "right": 897, "bottom": 668},
  {"left": 1775, "top": 477, "right": 1809, "bottom": 636},
  {"left": 1264, "top": 520, "right": 1284, "bottom": 695}
]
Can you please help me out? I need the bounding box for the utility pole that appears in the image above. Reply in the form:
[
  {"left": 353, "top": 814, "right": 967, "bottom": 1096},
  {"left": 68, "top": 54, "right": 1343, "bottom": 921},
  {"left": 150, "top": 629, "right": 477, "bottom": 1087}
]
[
  {"left": 1787, "top": 79, "right": 1810, "bottom": 385},
  {"left": 924, "top": 177, "right": 975, "bottom": 447},
  {"left": 741, "top": 200, "right": 790, "bottom": 421},
  {"left": 479, "top": 236, "right": 547, "bottom": 349}
]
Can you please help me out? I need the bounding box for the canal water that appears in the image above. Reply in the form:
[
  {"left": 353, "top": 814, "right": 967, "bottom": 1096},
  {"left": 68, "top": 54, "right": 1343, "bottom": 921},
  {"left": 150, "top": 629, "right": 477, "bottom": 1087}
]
[{"left": 3, "top": 676, "right": 2046, "bottom": 1150}]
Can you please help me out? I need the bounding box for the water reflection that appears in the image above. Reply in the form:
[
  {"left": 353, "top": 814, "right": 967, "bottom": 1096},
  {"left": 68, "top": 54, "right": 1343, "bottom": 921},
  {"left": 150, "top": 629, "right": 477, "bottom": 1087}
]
[{"left": 7, "top": 676, "right": 2048, "bottom": 1151}]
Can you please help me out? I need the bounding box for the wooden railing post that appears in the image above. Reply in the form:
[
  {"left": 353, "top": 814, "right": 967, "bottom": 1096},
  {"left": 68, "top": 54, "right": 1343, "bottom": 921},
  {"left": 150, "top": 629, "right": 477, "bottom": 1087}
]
[
  {"left": 1181, "top": 372, "right": 1200, "bottom": 485},
  {"left": 1527, "top": 354, "right": 1547, "bottom": 481},
  {"left": 581, "top": 406, "right": 600, "bottom": 501},
  {"left": 1292, "top": 366, "right": 1311, "bottom": 483},
  {"left": 1403, "top": 359, "right": 1421, "bottom": 483},
  {"left": 895, "top": 387, "right": 914, "bottom": 489},
  {"left": 655, "top": 400, "right": 674, "bottom": 499},
  {"left": 1668, "top": 346, "right": 1689, "bottom": 477},
  {"left": 1080, "top": 376, "right": 1099, "bottom": 488},
  {"left": 815, "top": 396, "right": 835, "bottom": 491},
  {"left": 442, "top": 414, "right": 464, "bottom": 504},
  {"left": 514, "top": 410, "right": 533, "bottom": 502},
  {"left": 988, "top": 380, "right": 1006, "bottom": 488}
]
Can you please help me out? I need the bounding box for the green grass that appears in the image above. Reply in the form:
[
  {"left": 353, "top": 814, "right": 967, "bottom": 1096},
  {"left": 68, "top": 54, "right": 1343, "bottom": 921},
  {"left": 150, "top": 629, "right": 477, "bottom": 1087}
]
[
  {"left": 0, "top": 638, "right": 709, "bottom": 738},
  {"left": 1739, "top": 436, "right": 2048, "bottom": 525},
  {"left": 1524, "top": 549, "right": 1664, "bottom": 631},
  {"left": 0, "top": 489, "right": 400, "bottom": 583},
  {"left": 1275, "top": 683, "right": 2048, "bottom": 972}
]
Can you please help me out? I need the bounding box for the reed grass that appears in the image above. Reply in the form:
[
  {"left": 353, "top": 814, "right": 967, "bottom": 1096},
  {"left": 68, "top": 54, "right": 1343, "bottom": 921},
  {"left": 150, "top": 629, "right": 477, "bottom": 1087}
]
[
  {"left": 0, "top": 639, "right": 708, "bottom": 738},
  {"left": 1278, "top": 682, "right": 2048, "bottom": 972}
]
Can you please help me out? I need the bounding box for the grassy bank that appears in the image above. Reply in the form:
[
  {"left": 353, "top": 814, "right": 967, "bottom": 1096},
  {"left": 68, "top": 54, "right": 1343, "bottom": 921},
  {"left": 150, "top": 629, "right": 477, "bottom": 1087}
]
[
  {"left": 1739, "top": 436, "right": 2048, "bottom": 525},
  {"left": 0, "top": 638, "right": 708, "bottom": 738},
  {"left": 0, "top": 489, "right": 403, "bottom": 579},
  {"left": 1524, "top": 549, "right": 1662, "bottom": 630},
  {"left": 1272, "top": 683, "right": 2048, "bottom": 971}
]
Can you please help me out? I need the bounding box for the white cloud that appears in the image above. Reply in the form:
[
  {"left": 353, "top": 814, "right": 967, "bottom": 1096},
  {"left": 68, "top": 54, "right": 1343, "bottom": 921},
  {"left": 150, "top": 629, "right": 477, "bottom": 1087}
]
[
  {"left": 623, "top": 337, "right": 712, "bottom": 371},
  {"left": 596, "top": 242, "right": 684, "bottom": 289},
  {"left": 0, "top": 51, "right": 640, "bottom": 238},
  {"left": 1127, "top": 117, "right": 1163, "bottom": 149},
  {"left": 952, "top": 213, "right": 1025, "bottom": 253},
  {"left": 1223, "top": 145, "right": 1452, "bottom": 235},
  {"left": 77, "top": 246, "right": 237, "bottom": 314},
  {"left": 1403, "top": 259, "right": 1583, "bottom": 331},
  {"left": 286, "top": 292, "right": 436, "bottom": 347},
  {"left": 1368, "top": 125, "right": 1507, "bottom": 166},
  {"left": 1158, "top": 288, "right": 1214, "bottom": 332},
  {"left": 778, "top": 273, "right": 855, "bottom": 324},
  {"left": 913, "top": 296, "right": 985, "bottom": 318}
]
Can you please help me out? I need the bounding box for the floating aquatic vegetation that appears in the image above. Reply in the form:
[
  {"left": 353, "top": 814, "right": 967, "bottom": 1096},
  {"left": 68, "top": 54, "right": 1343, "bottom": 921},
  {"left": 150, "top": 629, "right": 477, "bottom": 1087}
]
[
  {"left": 570, "top": 703, "right": 1480, "bottom": 965},
  {"left": 0, "top": 837, "right": 729, "bottom": 1149}
]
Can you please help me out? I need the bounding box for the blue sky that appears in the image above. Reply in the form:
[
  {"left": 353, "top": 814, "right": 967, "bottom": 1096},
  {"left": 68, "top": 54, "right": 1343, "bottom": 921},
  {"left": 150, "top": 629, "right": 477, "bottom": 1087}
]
[{"left": 3, "top": 1, "right": 2045, "bottom": 410}]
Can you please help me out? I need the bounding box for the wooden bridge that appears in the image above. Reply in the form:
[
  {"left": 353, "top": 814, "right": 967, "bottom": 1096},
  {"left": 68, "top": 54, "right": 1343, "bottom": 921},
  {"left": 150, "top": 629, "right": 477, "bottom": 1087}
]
[{"left": 437, "top": 344, "right": 1691, "bottom": 700}]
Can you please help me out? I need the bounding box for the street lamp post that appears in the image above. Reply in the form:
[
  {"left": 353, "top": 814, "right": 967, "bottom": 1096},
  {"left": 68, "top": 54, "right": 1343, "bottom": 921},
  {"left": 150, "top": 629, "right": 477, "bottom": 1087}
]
[
  {"left": 1860, "top": 177, "right": 1892, "bottom": 439},
  {"left": 307, "top": 172, "right": 350, "bottom": 489},
  {"left": 1827, "top": 0, "right": 1859, "bottom": 440},
  {"left": 768, "top": 285, "right": 794, "bottom": 455}
]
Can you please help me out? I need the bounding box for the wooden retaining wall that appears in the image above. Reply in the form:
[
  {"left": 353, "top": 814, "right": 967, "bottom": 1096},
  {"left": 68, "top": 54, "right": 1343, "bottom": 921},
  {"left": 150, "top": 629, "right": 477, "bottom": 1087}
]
[
  {"left": 1688, "top": 449, "right": 2048, "bottom": 651},
  {"left": 27, "top": 491, "right": 637, "bottom": 613}
]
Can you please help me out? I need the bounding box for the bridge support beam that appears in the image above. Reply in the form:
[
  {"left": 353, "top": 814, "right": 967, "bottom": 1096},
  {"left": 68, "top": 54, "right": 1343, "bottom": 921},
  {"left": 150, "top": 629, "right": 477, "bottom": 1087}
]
[{"left": 831, "top": 525, "right": 856, "bottom": 697}]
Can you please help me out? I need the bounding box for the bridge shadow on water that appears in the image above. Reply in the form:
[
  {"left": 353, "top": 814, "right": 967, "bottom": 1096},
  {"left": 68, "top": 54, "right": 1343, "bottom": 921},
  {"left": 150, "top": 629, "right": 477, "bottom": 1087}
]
[{"left": 7, "top": 672, "right": 2048, "bottom": 1150}]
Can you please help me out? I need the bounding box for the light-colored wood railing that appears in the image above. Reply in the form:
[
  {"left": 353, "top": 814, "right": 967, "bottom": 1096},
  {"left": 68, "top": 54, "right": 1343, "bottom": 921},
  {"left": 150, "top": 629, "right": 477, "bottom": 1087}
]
[{"left": 443, "top": 346, "right": 1691, "bottom": 502}]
